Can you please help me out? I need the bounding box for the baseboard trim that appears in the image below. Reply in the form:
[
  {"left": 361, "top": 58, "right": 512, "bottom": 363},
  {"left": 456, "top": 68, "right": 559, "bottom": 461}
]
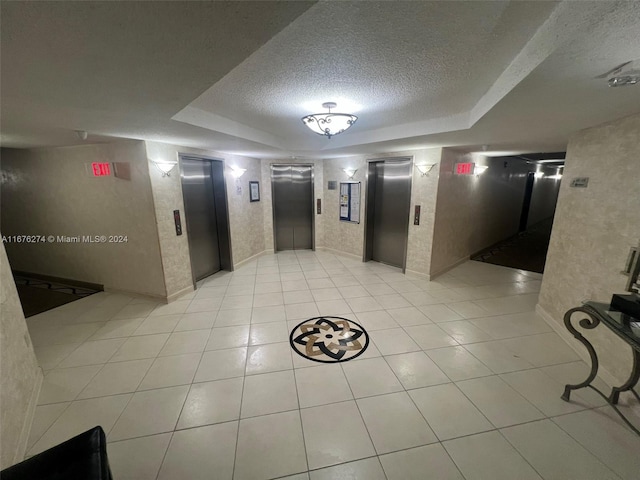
[
  {"left": 166, "top": 285, "right": 195, "bottom": 303},
  {"left": 405, "top": 268, "right": 431, "bottom": 280},
  {"left": 15, "top": 366, "right": 43, "bottom": 464},
  {"left": 536, "top": 303, "right": 618, "bottom": 389},
  {"left": 429, "top": 255, "right": 470, "bottom": 280},
  {"left": 233, "top": 250, "right": 269, "bottom": 270},
  {"left": 103, "top": 286, "right": 170, "bottom": 304},
  {"left": 316, "top": 247, "right": 362, "bottom": 261}
]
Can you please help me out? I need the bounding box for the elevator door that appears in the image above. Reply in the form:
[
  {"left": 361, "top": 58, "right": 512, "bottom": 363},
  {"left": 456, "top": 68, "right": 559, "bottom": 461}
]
[
  {"left": 272, "top": 165, "right": 313, "bottom": 251},
  {"left": 367, "top": 159, "right": 412, "bottom": 268},
  {"left": 181, "top": 158, "right": 221, "bottom": 280}
]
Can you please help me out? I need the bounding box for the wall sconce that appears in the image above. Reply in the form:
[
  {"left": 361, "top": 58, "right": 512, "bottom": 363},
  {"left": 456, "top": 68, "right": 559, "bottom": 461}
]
[
  {"left": 416, "top": 163, "right": 437, "bottom": 176},
  {"left": 474, "top": 165, "right": 488, "bottom": 176},
  {"left": 534, "top": 171, "right": 544, "bottom": 179},
  {"left": 230, "top": 166, "right": 247, "bottom": 178},
  {"left": 152, "top": 160, "right": 178, "bottom": 177},
  {"left": 343, "top": 168, "right": 357, "bottom": 179}
]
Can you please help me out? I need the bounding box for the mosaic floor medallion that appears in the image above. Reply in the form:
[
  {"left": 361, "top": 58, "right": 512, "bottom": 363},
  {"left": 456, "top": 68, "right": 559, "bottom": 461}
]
[{"left": 289, "top": 316, "right": 369, "bottom": 363}]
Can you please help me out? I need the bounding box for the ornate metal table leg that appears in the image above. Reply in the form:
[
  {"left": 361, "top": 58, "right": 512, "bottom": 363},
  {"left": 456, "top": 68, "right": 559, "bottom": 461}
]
[
  {"left": 609, "top": 349, "right": 640, "bottom": 404},
  {"left": 561, "top": 306, "right": 601, "bottom": 402}
]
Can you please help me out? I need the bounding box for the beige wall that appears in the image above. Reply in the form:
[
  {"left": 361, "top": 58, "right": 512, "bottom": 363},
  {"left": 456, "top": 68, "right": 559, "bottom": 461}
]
[
  {"left": 0, "top": 142, "right": 167, "bottom": 298},
  {"left": 538, "top": 113, "right": 640, "bottom": 385},
  {"left": 320, "top": 148, "right": 442, "bottom": 276},
  {"left": 430, "top": 149, "right": 548, "bottom": 276},
  {"left": 0, "top": 241, "right": 42, "bottom": 469},
  {"left": 146, "top": 142, "right": 264, "bottom": 285}
]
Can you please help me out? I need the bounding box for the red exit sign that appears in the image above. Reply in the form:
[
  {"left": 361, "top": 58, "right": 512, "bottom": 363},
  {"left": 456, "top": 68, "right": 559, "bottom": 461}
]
[
  {"left": 455, "top": 162, "right": 474, "bottom": 175},
  {"left": 91, "top": 162, "right": 111, "bottom": 177}
]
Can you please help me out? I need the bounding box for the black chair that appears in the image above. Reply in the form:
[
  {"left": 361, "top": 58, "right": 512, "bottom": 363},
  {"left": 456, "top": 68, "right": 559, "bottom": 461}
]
[{"left": 1, "top": 426, "right": 113, "bottom": 480}]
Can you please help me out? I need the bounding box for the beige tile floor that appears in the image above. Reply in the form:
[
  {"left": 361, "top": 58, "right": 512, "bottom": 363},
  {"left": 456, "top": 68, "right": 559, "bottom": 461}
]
[{"left": 25, "top": 252, "right": 640, "bottom": 479}]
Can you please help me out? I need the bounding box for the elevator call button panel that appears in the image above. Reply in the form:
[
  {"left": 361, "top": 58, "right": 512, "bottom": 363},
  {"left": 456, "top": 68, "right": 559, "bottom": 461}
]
[
  {"left": 174, "top": 210, "right": 182, "bottom": 236},
  {"left": 414, "top": 205, "right": 421, "bottom": 225}
]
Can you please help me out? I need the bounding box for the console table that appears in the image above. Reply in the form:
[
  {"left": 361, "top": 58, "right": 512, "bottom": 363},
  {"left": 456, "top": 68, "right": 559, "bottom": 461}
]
[{"left": 561, "top": 301, "right": 640, "bottom": 435}]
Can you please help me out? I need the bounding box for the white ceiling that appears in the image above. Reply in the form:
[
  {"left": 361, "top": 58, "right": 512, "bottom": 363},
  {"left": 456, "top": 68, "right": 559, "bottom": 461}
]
[{"left": 1, "top": 1, "right": 639, "bottom": 159}]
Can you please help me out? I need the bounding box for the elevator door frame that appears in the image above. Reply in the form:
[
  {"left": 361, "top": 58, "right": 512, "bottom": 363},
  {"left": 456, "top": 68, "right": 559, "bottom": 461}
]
[
  {"left": 362, "top": 157, "right": 413, "bottom": 273},
  {"left": 179, "top": 154, "right": 234, "bottom": 288},
  {"left": 270, "top": 164, "right": 315, "bottom": 252}
]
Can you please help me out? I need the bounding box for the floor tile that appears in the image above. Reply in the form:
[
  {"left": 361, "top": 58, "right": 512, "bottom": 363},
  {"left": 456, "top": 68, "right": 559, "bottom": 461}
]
[
  {"left": 158, "top": 329, "right": 209, "bottom": 356},
  {"left": 338, "top": 285, "right": 370, "bottom": 298},
  {"left": 173, "top": 312, "right": 216, "bottom": 332},
  {"left": 285, "top": 302, "right": 320, "bottom": 320},
  {"left": 551, "top": 408, "right": 640, "bottom": 480},
  {"left": 254, "top": 281, "right": 283, "bottom": 294},
  {"left": 380, "top": 443, "right": 464, "bottom": 480},
  {"left": 404, "top": 324, "right": 459, "bottom": 350},
  {"left": 235, "top": 410, "right": 307, "bottom": 480},
  {"left": 418, "top": 304, "right": 464, "bottom": 323},
  {"left": 470, "top": 311, "right": 551, "bottom": 339},
  {"left": 386, "top": 306, "right": 432, "bottom": 326},
  {"left": 500, "top": 368, "right": 589, "bottom": 416},
  {"left": 341, "top": 357, "right": 403, "bottom": 398},
  {"left": 29, "top": 394, "right": 131, "bottom": 455},
  {"left": 133, "top": 315, "right": 182, "bottom": 335},
  {"left": 78, "top": 359, "right": 153, "bottom": 398},
  {"left": 282, "top": 280, "right": 310, "bottom": 292},
  {"left": 498, "top": 332, "right": 580, "bottom": 366},
  {"left": 457, "top": 375, "right": 544, "bottom": 428},
  {"left": 443, "top": 431, "right": 542, "bottom": 480},
  {"left": 176, "top": 378, "right": 243, "bottom": 429},
  {"left": 409, "top": 383, "right": 493, "bottom": 440},
  {"left": 301, "top": 400, "right": 375, "bottom": 469},
  {"left": 294, "top": 364, "right": 354, "bottom": 408},
  {"left": 55, "top": 338, "right": 123, "bottom": 367},
  {"left": 113, "top": 303, "right": 157, "bottom": 320},
  {"left": 370, "top": 328, "right": 421, "bottom": 355},
  {"left": 425, "top": 346, "right": 492, "bottom": 381},
  {"left": 246, "top": 342, "right": 293, "bottom": 375},
  {"left": 109, "top": 385, "right": 189, "bottom": 441},
  {"left": 463, "top": 340, "right": 535, "bottom": 374},
  {"left": 215, "top": 307, "right": 252, "bottom": 326},
  {"left": 539, "top": 361, "right": 609, "bottom": 408},
  {"left": 501, "top": 419, "right": 620, "bottom": 480},
  {"left": 446, "top": 301, "right": 490, "bottom": 319},
  {"left": 315, "top": 299, "right": 351, "bottom": 315},
  {"left": 357, "top": 392, "right": 437, "bottom": 454},
  {"left": 38, "top": 365, "right": 102, "bottom": 404},
  {"left": 149, "top": 300, "right": 190, "bottom": 317},
  {"left": 89, "top": 318, "right": 145, "bottom": 340},
  {"left": 438, "top": 320, "right": 493, "bottom": 344},
  {"left": 158, "top": 422, "right": 238, "bottom": 480},
  {"left": 309, "top": 457, "right": 386, "bottom": 480},
  {"left": 253, "top": 292, "right": 284, "bottom": 307},
  {"left": 206, "top": 325, "right": 250, "bottom": 350},
  {"left": 354, "top": 310, "right": 399, "bottom": 331},
  {"left": 385, "top": 351, "right": 449, "bottom": 389},
  {"left": 346, "top": 296, "right": 383, "bottom": 313},
  {"left": 220, "top": 295, "right": 254, "bottom": 310},
  {"left": 110, "top": 333, "right": 170, "bottom": 362},
  {"left": 249, "top": 322, "right": 289, "bottom": 345},
  {"left": 29, "top": 323, "right": 104, "bottom": 347},
  {"left": 26, "top": 402, "right": 70, "bottom": 450},
  {"left": 241, "top": 370, "right": 298, "bottom": 418},
  {"left": 251, "top": 305, "right": 286, "bottom": 323},
  {"left": 138, "top": 353, "right": 201, "bottom": 390},
  {"left": 225, "top": 284, "right": 255, "bottom": 297},
  {"left": 108, "top": 433, "right": 172, "bottom": 480},
  {"left": 194, "top": 347, "right": 247, "bottom": 382},
  {"left": 33, "top": 343, "right": 80, "bottom": 370}
]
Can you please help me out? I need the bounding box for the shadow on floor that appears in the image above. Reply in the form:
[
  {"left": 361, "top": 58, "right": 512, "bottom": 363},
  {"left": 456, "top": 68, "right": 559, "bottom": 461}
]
[
  {"left": 471, "top": 218, "right": 554, "bottom": 274},
  {"left": 14, "top": 275, "right": 99, "bottom": 317}
]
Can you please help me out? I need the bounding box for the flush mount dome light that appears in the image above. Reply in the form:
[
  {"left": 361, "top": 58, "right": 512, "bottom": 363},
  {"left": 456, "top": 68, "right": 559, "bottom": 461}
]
[{"left": 302, "top": 102, "right": 358, "bottom": 139}]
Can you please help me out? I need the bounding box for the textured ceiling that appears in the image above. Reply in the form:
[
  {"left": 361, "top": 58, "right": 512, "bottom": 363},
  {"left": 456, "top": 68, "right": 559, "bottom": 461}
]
[{"left": 1, "top": 1, "right": 639, "bottom": 158}]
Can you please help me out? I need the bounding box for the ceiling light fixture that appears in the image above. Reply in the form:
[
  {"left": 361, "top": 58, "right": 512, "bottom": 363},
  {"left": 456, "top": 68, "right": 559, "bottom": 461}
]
[
  {"left": 302, "top": 102, "right": 358, "bottom": 139},
  {"left": 416, "top": 164, "right": 437, "bottom": 176},
  {"left": 534, "top": 171, "right": 544, "bottom": 179},
  {"left": 152, "top": 160, "right": 178, "bottom": 177},
  {"left": 343, "top": 168, "right": 357, "bottom": 179}
]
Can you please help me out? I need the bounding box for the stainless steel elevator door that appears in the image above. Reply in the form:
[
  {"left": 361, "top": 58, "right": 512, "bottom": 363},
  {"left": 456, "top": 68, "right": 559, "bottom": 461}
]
[
  {"left": 272, "top": 165, "right": 313, "bottom": 251},
  {"left": 181, "top": 159, "right": 221, "bottom": 280},
  {"left": 371, "top": 159, "right": 412, "bottom": 268}
]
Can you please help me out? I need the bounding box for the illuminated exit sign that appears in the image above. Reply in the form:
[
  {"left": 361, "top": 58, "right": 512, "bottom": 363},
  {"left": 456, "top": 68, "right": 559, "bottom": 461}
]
[
  {"left": 455, "top": 162, "right": 474, "bottom": 175},
  {"left": 91, "top": 163, "right": 111, "bottom": 177}
]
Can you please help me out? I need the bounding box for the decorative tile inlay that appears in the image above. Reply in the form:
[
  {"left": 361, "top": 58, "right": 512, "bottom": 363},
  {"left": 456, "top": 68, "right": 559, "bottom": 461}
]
[{"left": 289, "top": 316, "right": 369, "bottom": 363}]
